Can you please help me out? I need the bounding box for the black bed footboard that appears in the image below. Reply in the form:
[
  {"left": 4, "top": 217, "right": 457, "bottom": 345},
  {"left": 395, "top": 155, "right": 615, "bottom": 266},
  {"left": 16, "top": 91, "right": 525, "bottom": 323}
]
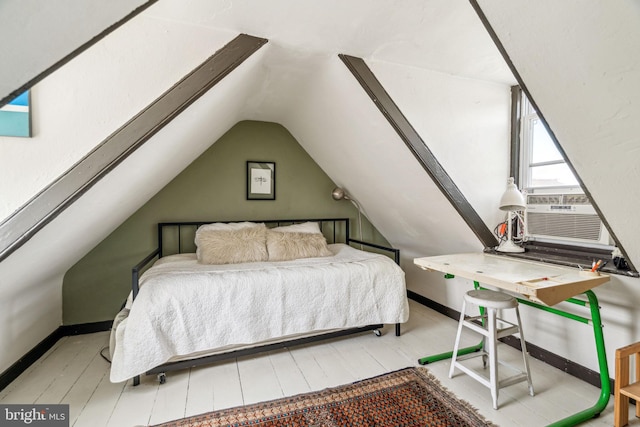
[
  {"left": 347, "top": 238, "right": 400, "bottom": 265},
  {"left": 131, "top": 248, "right": 159, "bottom": 300}
]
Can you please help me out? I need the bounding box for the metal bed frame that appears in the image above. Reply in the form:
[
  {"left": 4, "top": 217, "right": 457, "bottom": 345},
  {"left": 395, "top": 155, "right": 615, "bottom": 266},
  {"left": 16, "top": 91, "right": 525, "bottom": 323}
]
[{"left": 130, "top": 218, "right": 403, "bottom": 385}]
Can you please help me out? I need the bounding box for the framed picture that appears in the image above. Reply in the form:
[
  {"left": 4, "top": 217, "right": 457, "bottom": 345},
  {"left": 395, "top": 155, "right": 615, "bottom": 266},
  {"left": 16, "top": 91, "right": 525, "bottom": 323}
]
[
  {"left": 246, "top": 161, "right": 275, "bottom": 200},
  {"left": 0, "top": 90, "right": 31, "bottom": 137}
]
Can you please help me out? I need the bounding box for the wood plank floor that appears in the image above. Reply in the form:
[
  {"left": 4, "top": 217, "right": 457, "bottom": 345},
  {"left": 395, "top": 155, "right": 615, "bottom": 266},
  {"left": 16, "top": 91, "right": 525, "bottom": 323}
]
[{"left": 0, "top": 300, "right": 636, "bottom": 426}]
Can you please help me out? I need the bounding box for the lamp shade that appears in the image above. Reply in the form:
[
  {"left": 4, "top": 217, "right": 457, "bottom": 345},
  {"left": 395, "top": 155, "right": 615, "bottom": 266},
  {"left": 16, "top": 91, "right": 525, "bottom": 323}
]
[
  {"left": 331, "top": 187, "right": 348, "bottom": 201},
  {"left": 499, "top": 177, "right": 525, "bottom": 211}
]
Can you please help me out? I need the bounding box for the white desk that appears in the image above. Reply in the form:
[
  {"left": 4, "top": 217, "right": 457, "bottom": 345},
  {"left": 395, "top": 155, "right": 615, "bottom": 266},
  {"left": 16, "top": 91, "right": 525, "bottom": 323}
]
[
  {"left": 413, "top": 252, "right": 611, "bottom": 427},
  {"left": 414, "top": 252, "right": 609, "bottom": 306}
]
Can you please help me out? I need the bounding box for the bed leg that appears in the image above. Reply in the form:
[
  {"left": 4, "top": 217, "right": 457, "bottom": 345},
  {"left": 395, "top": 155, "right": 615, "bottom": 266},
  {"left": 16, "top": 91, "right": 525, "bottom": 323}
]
[
  {"left": 133, "top": 375, "right": 140, "bottom": 386},
  {"left": 395, "top": 323, "right": 401, "bottom": 337},
  {"left": 157, "top": 373, "right": 166, "bottom": 384}
]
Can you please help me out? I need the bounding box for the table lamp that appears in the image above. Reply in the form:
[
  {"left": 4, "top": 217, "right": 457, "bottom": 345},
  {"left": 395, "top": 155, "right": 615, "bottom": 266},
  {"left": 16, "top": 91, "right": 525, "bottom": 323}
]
[{"left": 497, "top": 177, "right": 526, "bottom": 253}]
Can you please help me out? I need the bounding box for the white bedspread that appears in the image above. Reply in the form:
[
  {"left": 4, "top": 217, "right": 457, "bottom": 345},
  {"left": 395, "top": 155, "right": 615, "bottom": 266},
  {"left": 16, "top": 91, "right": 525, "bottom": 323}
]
[{"left": 110, "top": 244, "right": 409, "bottom": 382}]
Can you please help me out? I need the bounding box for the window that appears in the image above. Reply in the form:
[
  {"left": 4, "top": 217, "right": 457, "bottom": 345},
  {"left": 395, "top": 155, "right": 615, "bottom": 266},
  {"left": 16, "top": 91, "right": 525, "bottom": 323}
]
[{"left": 506, "top": 87, "right": 637, "bottom": 277}]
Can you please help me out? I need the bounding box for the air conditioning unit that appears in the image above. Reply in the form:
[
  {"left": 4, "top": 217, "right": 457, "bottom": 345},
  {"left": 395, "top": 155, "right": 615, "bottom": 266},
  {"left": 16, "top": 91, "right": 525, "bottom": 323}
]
[{"left": 523, "top": 193, "right": 611, "bottom": 246}]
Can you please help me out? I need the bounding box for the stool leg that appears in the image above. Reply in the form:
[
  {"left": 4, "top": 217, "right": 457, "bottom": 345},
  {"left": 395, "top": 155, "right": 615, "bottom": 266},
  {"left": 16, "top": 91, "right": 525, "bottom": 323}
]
[
  {"left": 515, "top": 306, "right": 535, "bottom": 396},
  {"left": 487, "top": 307, "right": 499, "bottom": 409},
  {"left": 481, "top": 311, "right": 488, "bottom": 369},
  {"left": 449, "top": 300, "right": 467, "bottom": 378}
]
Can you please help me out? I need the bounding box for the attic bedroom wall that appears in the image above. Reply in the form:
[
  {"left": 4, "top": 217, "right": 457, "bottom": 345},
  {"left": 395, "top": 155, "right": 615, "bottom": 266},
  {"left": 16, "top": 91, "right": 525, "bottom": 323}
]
[{"left": 62, "top": 120, "right": 383, "bottom": 325}]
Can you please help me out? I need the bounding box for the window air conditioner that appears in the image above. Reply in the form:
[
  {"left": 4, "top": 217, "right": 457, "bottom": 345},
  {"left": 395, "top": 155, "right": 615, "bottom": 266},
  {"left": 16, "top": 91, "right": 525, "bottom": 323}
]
[{"left": 523, "top": 193, "right": 610, "bottom": 246}]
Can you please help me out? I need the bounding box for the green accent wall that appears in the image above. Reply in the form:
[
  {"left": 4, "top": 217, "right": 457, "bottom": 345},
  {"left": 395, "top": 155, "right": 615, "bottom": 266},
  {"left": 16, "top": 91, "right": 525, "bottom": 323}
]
[{"left": 63, "top": 120, "right": 388, "bottom": 325}]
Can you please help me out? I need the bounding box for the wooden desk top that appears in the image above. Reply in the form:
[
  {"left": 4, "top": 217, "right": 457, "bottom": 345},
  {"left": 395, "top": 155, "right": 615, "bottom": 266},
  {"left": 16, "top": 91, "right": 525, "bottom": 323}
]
[{"left": 414, "top": 253, "right": 610, "bottom": 306}]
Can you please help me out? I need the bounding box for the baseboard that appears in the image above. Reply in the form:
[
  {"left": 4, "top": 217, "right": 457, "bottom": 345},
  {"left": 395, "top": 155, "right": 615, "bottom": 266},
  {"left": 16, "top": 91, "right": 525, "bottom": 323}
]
[
  {"left": 0, "top": 320, "right": 112, "bottom": 392},
  {"left": 59, "top": 320, "right": 113, "bottom": 336},
  {"left": 0, "top": 296, "right": 617, "bottom": 395},
  {"left": 407, "top": 290, "right": 615, "bottom": 392}
]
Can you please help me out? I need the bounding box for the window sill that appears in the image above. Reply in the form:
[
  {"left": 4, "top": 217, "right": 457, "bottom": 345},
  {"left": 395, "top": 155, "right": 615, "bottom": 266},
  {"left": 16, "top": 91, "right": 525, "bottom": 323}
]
[{"left": 485, "top": 241, "right": 639, "bottom": 278}]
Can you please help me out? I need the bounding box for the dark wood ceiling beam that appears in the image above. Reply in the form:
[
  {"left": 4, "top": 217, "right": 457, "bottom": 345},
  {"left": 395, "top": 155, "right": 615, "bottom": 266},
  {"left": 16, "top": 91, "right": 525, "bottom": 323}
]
[
  {"left": 0, "top": 34, "right": 268, "bottom": 263},
  {"left": 339, "top": 54, "right": 498, "bottom": 248}
]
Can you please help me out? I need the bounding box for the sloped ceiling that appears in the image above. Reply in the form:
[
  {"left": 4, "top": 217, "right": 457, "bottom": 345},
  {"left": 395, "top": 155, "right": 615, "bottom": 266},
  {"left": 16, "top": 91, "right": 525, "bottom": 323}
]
[
  {"left": 476, "top": 0, "right": 640, "bottom": 268},
  {"left": 147, "top": 0, "right": 514, "bottom": 85},
  {"left": 1, "top": 0, "right": 514, "bottom": 256},
  {"left": 0, "top": 0, "right": 155, "bottom": 106}
]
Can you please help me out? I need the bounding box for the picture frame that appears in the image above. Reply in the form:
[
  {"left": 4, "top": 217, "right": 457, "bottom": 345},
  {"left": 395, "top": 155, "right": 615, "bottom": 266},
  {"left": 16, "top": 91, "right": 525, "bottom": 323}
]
[
  {"left": 0, "top": 90, "right": 31, "bottom": 137},
  {"left": 246, "top": 161, "right": 275, "bottom": 200}
]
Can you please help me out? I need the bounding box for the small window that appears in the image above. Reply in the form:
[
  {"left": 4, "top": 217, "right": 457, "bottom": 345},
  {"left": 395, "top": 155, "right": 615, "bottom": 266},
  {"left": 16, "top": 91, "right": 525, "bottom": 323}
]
[{"left": 504, "top": 87, "right": 637, "bottom": 277}]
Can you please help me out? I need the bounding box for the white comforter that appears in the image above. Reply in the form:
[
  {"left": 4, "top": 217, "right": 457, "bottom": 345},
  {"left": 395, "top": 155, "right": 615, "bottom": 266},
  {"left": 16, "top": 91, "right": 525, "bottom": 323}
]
[{"left": 110, "top": 244, "right": 409, "bottom": 382}]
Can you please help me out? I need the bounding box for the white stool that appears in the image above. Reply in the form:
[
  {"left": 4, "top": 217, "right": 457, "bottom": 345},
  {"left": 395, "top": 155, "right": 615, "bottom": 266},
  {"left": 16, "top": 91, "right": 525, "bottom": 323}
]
[{"left": 449, "top": 289, "right": 534, "bottom": 409}]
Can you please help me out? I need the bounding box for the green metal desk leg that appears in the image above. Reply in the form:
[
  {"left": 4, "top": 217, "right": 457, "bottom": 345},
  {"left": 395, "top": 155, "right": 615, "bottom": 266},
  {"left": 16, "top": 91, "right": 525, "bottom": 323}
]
[
  {"left": 546, "top": 290, "right": 609, "bottom": 427},
  {"left": 416, "top": 275, "right": 609, "bottom": 427}
]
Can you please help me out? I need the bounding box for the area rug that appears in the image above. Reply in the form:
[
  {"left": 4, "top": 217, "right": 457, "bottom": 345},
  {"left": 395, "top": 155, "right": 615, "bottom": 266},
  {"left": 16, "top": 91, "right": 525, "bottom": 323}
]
[{"left": 150, "top": 367, "right": 496, "bottom": 427}]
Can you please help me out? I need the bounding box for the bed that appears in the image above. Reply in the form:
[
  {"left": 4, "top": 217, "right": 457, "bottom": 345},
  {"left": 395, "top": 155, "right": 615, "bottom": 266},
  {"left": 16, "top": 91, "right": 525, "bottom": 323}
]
[{"left": 109, "top": 218, "right": 409, "bottom": 385}]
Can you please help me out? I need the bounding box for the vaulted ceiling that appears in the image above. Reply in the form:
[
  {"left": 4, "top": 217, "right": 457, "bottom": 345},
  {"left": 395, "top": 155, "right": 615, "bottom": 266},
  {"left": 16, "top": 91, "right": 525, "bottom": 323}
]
[{"left": 2, "top": 0, "right": 639, "bottom": 279}]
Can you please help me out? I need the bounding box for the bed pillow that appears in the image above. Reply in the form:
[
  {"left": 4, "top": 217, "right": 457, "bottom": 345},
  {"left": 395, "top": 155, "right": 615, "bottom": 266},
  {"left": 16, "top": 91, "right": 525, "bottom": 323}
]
[
  {"left": 196, "top": 221, "right": 261, "bottom": 234},
  {"left": 266, "top": 230, "right": 333, "bottom": 262},
  {"left": 271, "top": 221, "right": 321, "bottom": 234},
  {"left": 195, "top": 224, "right": 268, "bottom": 264}
]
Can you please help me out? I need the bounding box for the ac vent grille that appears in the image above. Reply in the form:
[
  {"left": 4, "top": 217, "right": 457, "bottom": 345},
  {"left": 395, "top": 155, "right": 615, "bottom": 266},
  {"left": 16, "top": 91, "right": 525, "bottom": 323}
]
[
  {"left": 527, "top": 194, "right": 562, "bottom": 205},
  {"left": 563, "top": 194, "right": 591, "bottom": 205},
  {"left": 526, "top": 212, "right": 602, "bottom": 241},
  {"left": 527, "top": 194, "right": 591, "bottom": 205}
]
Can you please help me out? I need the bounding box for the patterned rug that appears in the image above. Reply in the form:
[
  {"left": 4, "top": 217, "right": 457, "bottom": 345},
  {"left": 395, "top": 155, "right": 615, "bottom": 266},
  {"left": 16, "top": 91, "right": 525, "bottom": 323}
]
[{"left": 150, "top": 367, "right": 496, "bottom": 427}]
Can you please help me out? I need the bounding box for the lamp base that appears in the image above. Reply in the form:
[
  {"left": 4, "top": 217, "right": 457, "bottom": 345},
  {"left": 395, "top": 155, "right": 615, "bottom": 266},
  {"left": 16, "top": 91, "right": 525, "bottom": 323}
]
[{"left": 496, "top": 239, "right": 525, "bottom": 253}]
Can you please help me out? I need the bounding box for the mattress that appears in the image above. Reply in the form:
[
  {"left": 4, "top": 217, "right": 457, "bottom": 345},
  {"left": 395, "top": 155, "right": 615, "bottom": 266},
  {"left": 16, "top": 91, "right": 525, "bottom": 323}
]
[{"left": 110, "top": 243, "right": 409, "bottom": 382}]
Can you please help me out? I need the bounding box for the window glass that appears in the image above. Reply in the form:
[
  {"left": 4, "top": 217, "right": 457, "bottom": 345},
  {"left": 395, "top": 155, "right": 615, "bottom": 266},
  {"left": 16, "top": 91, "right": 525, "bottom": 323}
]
[
  {"left": 530, "top": 164, "right": 580, "bottom": 187},
  {"left": 531, "top": 118, "right": 564, "bottom": 164},
  {"left": 521, "top": 96, "right": 580, "bottom": 190}
]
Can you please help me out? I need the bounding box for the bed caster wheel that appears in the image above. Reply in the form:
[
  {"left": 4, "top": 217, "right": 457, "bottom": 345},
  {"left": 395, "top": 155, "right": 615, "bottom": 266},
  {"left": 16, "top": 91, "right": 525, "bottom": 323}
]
[
  {"left": 373, "top": 329, "right": 382, "bottom": 337},
  {"left": 157, "top": 373, "right": 166, "bottom": 384}
]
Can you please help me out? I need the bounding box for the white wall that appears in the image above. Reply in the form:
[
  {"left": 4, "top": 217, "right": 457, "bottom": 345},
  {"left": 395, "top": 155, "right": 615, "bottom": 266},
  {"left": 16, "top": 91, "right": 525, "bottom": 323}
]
[
  {"left": 0, "top": 10, "right": 240, "bottom": 220},
  {"left": 0, "top": 0, "right": 153, "bottom": 105}
]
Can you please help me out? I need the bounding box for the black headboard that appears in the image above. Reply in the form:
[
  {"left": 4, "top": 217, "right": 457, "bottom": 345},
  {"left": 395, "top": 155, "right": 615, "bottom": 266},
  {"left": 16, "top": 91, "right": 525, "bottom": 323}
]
[
  {"left": 132, "top": 217, "right": 399, "bottom": 300},
  {"left": 157, "top": 218, "right": 351, "bottom": 258}
]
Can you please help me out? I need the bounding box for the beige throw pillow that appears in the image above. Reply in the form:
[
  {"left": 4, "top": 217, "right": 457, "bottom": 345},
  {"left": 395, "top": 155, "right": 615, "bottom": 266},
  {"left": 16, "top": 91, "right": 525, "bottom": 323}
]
[
  {"left": 195, "top": 224, "right": 268, "bottom": 264},
  {"left": 266, "top": 230, "right": 333, "bottom": 262},
  {"left": 271, "top": 222, "right": 321, "bottom": 234}
]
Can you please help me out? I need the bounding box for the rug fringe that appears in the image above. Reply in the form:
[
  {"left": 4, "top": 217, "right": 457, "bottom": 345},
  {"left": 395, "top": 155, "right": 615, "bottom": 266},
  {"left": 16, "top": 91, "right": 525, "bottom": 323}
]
[{"left": 414, "top": 366, "right": 499, "bottom": 427}]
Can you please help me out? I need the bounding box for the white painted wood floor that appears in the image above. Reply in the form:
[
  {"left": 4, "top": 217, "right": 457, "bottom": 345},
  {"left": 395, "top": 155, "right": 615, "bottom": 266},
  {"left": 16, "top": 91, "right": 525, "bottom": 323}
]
[{"left": 0, "top": 300, "right": 636, "bottom": 426}]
